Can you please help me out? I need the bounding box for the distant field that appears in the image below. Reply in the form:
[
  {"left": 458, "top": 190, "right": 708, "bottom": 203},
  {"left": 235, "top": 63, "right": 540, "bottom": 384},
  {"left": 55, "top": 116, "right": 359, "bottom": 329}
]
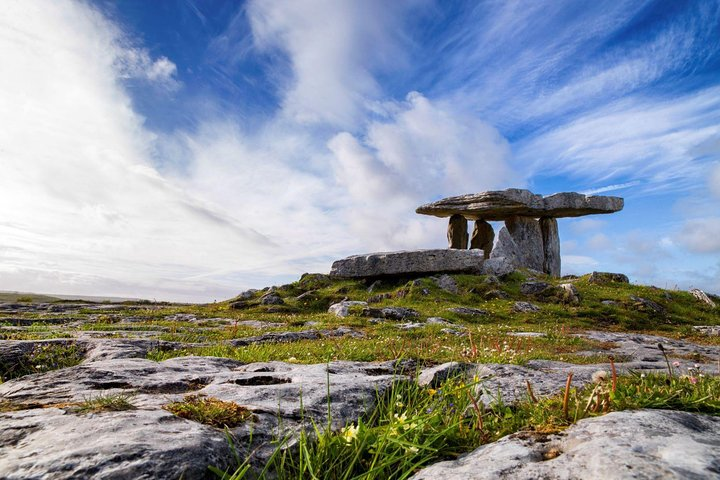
[{"left": 0, "top": 291, "right": 143, "bottom": 303}]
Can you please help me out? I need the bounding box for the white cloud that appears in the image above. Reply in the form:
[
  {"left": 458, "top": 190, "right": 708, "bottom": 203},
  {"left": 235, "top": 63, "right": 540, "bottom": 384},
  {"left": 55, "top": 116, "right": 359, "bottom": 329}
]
[
  {"left": 327, "top": 92, "right": 516, "bottom": 250},
  {"left": 116, "top": 50, "right": 179, "bottom": 89},
  {"left": 569, "top": 218, "right": 606, "bottom": 234},
  {"left": 679, "top": 218, "right": 720, "bottom": 253},
  {"left": 710, "top": 163, "right": 720, "bottom": 198},
  {"left": 246, "top": 0, "right": 414, "bottom": 127},
  {"left": 0, "top": 0, "right": 271, "bottom": 301}
]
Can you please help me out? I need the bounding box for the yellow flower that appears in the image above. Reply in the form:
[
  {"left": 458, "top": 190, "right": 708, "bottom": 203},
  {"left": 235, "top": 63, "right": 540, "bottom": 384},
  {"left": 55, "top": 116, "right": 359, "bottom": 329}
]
[
  {"left": 428, "top": 388, "right": 437, "bottom": 396},
  {"left": 340, "top": 424, "right": 359, "bottom": 444}
]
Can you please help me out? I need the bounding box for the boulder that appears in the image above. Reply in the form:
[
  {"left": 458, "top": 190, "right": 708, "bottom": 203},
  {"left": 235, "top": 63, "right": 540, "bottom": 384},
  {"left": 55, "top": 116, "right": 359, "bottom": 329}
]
[
  {"left": 328, "top": 301, "right": 368, "bottom": 318},
  {"left": 690, "top": 288, "right": 716, "bottom": 308},
  {"left": 469, "top": 220, "right": 494, "bottom": 258},
  {"left": 361, "top": 307, "right": 419, "bottom": 320},
  {"left": 259, "top": 293, "right": 284, "bottom": 305},
  {"left": 540, "top": 217, "right": 560, "bottom": 277},
  {"left": 513, "top": 301, "right": 540, "bottom": 313},
  {"left": 447, "top": 214, "right": 469, "bottom": 249},
  {"left": 505, "top": 216, "right": 544, "bottom": 271},
  {"left": 329, "top": 249, "right": 486, "bottom": 278},
  {"left": 558, "top": 283, "right": 580, "bottom": 304},
  {"left": 434, "top": 274, "right": 459, "bottom": 294},
  {"left": 410, "top": 410, "right": 720, "bottom": 480},
  {"left": 416, "top": 189, "right": 623, "bottom": 220},
  {"left": 520, "top": 281, "right": 551, "bottom": 296},
  {"left": 588, "top": 271, "right": 629, "bottom": 284}
]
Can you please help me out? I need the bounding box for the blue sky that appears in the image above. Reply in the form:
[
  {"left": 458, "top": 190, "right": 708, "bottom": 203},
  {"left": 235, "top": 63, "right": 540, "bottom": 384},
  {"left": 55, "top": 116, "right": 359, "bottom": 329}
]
[{"left": 1, "top": 0, "right": 719, "bottom": 301}]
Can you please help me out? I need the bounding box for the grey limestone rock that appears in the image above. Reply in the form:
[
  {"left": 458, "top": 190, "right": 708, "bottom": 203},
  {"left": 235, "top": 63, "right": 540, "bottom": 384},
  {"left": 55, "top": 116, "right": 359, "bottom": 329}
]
[
  {"left": 690, "top": 288, "right": 716, "bottom": 308},
  {"left": 520, "top": 281, "right": 551, "bottom": 296},
  {"left": 447, "top": 214, "right": 469, "bottom": 249},
  {"left": 259, "top": 293, "right": 284, "bottom": 305},
  {"left": 416, "top": 188, "right": 623, "bottom": 220},
  {"left": 361, "top": 307, "right": 419, "bottom": 320},
  {"left": 505, "top": 216, "right": 544, "bottom": 271},
  {"left": 469, "top": 219, "right": 494, "bottom": 258},
  {"left": 540, "top": 217, "right": 560, "bottom": 277},
  {"left": 558, "top": 283, "right": 580, "bottom": 304},
  {"left": 410, "top": 409, "right": 720, "bottom": 480},
  {"left": 329, "top": 249, "right": 485, "bottom": 278},
  {"left": 434, "top": 274, "right": 459, "bottom": 294},
  {"left": 490, "top": 226, "right": 519, "bottom": 266},
  {"left": 589, "top": 271, "right": 629, "bottom": 284},
  {"left": 629, "top": 295, "right": 665, "bottom": 314},
  {"left": 513, "top": 301, "right": 540, "bottom": 313},
  {"left": 0, "top": 357, "right": 407, "bottom": 479},
  {"left": 328, "top": 301, "right": 368, "bottom": 317}
]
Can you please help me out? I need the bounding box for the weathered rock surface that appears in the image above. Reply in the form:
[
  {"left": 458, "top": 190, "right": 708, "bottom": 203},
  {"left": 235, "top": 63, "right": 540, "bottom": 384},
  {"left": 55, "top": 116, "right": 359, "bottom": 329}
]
[
  {"left": 434, "top": 274, "right": 459, "bottom": 294},
  {"left": 410, "top": 409, "right": 720, "bottom": 480},
  {"left": 520, "top": 281, "right": 551, "bottom": 296},
  {"left": 513, "top": 301, "right": 540, "bottom": 313},
  {"left": 447, "top": 214, "right": 469, "bottom": 249},
  {"left": 469, "top": 220, "right": 494, "bottom": 258},
  {"left": 691, "top": 288, "right": 717, "bottom": 308},
  {"left": 490, "top": 226, "right": 519, "bottom": 267},
  {"left": 447, "top": 307, "right": 488, "bottom": 317},
  {"left": 416, "top": 189, "right": 623, "bottom": 220},
  {"left": 329, "top": 249, "right": 486, "bottom": 278},
  {"left": 328, "top": 301, "right": 368, "bottom": 317},
  {"left": 558, "top": 283, "right": 580, "bottom": 304},
  {"left": 361, "top": 307, "right": 419, "bottom": 320},
  {"left": 505, "top": 216, "right": 544, "bottom": 271},
  {"left": 0, "top": 356, "right": 408, "bottom": 479},
  {"left": 589, "top": 271, "right": 629, "bottom": 284},
  {"left": 540, "top": 217, "right": 560, "bottom": 277}
]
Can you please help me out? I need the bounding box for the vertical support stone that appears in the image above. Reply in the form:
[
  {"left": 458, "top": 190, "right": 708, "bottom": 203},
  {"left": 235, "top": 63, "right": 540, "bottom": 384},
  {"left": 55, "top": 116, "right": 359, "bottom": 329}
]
[
  {"left": 447, "top": 214, "right": 468, "bottom": 249},
  {"left": 540, "top": 217, "right": 561, "bottom": 277},
  {"left": 504, "top": 216, "right": 544, "bottom": 271},
  {"left": 490, "top": 226, "right": 519, "bottom": 267},
  {"left": 470, "top": 219, "right": 494, "bottom": 259}
]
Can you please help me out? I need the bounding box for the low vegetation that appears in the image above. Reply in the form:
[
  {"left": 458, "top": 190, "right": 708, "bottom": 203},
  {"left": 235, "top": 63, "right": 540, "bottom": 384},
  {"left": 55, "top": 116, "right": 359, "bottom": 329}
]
[
  {"left": 0, "top": 342, "right": 84, "bottom": 383},
  {"left": 216, "top": 367, "right": 720, "bottom": 479},
  {"left": 164, "top": 395, "right": 255, "bottom": 428}
]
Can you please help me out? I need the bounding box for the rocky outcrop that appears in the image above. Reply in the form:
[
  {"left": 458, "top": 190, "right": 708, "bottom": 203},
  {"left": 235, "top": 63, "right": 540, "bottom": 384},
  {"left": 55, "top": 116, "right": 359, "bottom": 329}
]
[
  {"left": 690, "top": 288, "right": 716, "bottom": 308},
  {"left": 589, "top": 271, "right": 629, "bottom": 284},
  {"left": 410, "top": 409, "right": 720, "bottom": 480},
  {"left": 447, "top": 214, "right": 469, "bottom": 249},
  {"left": 416, "top": 189, "right": 623, "bottom": 220},
  {"left": 329, "top": 249, "right": 486, "bottom": 278},
  {"left": 0, "top": 356, "right": 408, "bottom": 479}
]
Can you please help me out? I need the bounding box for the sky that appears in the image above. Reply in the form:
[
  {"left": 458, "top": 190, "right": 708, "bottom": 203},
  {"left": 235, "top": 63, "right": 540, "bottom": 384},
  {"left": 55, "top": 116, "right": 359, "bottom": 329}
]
[{"left": 1, "top": 0, "right": 719, "bottom": 302}]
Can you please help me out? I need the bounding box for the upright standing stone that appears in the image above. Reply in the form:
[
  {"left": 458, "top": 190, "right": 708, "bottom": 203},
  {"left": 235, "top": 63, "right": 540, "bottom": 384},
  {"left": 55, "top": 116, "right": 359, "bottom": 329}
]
[
  {"left": 490, "top": 226, "right": 519, "bottom": 266},
  {"left": 540, "top": 217, "right": 560, "bottom": 277},
  {"left": 447, "top": 214, "right": 468, "bottom": 249},
  {"left": 470, "top": 220, "right": 494, "bottom": 259},
  {"left": 505, "top": 216, "right": 543, "bottom": 271}
]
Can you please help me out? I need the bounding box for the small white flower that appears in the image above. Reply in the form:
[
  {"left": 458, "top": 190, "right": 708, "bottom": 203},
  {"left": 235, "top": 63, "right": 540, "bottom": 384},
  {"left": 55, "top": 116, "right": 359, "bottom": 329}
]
[{"left": 592, "top": 370, "right": 608, "bottom": 384}]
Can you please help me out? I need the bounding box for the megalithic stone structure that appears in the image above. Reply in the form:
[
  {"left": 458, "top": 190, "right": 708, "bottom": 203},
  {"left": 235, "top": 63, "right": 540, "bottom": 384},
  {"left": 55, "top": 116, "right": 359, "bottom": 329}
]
[
  {"left": 416, "top": 188, "right": 623, "bottom": 277},
  {"left": 470, "top": 220, "right": 494, "bottom": 259}
]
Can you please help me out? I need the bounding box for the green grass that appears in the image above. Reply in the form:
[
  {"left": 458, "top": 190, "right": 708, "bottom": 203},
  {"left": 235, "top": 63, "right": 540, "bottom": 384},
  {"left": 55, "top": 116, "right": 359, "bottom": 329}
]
[
  {"left": 215, "top": 369, "right": 720, "bottom": 479},
  {"left": 0, "top": 342, "right": 85, "bottom": 383},
  {"left": 73, "top": 393, "right": 136, "bottom": 414}
]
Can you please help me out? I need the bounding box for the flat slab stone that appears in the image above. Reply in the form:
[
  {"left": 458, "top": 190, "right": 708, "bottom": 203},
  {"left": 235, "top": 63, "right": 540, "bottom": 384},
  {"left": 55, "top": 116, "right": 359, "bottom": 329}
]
[
  {"left": 329, "top": 249, "right": 486, "bottom": 278},
  {"left": 416, "top": 188, "right": 623, "bottom": 220}
]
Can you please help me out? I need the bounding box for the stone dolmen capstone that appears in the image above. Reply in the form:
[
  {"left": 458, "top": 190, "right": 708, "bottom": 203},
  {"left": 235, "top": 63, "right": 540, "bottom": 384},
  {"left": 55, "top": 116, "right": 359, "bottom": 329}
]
[{"left": 416, "top": 188, "right": 623, "bottom": 277}]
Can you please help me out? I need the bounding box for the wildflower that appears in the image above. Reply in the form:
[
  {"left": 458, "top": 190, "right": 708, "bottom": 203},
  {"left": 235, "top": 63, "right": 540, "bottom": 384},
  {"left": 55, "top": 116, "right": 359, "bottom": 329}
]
[
  {"left": 672, "top": 361, "right": 680, "bottom": 367},
  {"left": 340, "top": 424, "right": 359, "bottom": 444},
  {"left": 640, "top": 373, "right": 646, "bottom": 379},
  {"left": 689, "top": 377, "right": 698, "bottom": 385},
  {"left": 427, "top": 388, "right": 437, "bottom": 397},
  {"left": 394, "top": 412, "right": 407, "bottom": 424},
  {"left": 407, "top": 446, "right": 419, "bottom": 454},
  {"left": 591, "top": 370, "right": 608, "bottom": 384}
]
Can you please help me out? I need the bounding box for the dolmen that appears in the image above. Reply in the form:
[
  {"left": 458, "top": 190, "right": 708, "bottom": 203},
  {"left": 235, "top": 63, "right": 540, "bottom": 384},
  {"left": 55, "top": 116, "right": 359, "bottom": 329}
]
[{"left": 330, "top": 189, "right": 623, "bottom": 279}]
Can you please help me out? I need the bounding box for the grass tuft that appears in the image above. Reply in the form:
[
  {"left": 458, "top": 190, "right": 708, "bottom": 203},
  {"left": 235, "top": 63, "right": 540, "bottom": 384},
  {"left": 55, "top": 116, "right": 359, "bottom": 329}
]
[{"left": 164, "top": 395, "right": 254, "bottom": 428}]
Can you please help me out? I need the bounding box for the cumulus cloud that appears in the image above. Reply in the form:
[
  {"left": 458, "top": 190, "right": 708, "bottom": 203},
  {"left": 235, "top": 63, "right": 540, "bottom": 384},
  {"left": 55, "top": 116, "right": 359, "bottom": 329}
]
[
  {"left": 327, "top": 92, "right": 516, "bottom": 250},
  {"left": 679, "top": 218, "right": 720, "bottom": 253}
]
